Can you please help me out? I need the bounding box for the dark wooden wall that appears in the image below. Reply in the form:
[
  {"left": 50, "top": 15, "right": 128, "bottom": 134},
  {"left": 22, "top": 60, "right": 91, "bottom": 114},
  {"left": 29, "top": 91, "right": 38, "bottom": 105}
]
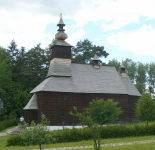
[
  {"left": 25, "top": 109, "right": 38, "bottom": 124},
  {"left": 25, "top": 91, "right": 140, "bottom": 125},
  {"left": 51, "top": 46, "right": 71, "bottom": 60},
  {"left": 127, "top": 95, "right": 140, "bottom": 123}
]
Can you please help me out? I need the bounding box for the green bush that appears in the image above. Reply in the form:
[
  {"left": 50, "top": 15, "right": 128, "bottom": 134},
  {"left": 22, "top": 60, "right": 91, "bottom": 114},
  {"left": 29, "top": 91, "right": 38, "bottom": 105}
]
[
  {"left": 7, "top": 134, "right": 23, "bottom": 146},
  {"left": 9, "top": 111, "right": 17, "bottom": 120},
  {"left": 7, "top": 131, "right": 55, "bottom": 147},
  {"left": 54, "top": 127, "right": 92, "bottom": 143},
  {"left": 54, "top": 123, "right": 155, "bottom": 143},
  {"left": 0, "top": 119, "right": 19, "bottom": 131},
  {"left": 7, "top": 123, "right": 155, "bottom": 146}
]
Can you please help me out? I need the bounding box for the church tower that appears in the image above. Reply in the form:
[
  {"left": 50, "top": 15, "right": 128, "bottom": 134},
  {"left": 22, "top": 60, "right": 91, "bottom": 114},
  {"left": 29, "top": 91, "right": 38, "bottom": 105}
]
[{"left": 46, "top": 14, "right": 73, "bottom": 77}]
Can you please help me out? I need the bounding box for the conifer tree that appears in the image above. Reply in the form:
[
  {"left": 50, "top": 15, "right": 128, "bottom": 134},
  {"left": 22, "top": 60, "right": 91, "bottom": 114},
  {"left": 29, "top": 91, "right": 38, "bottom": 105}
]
[{"left": 72, "top": 39, "right": 109, "bottom": 64}]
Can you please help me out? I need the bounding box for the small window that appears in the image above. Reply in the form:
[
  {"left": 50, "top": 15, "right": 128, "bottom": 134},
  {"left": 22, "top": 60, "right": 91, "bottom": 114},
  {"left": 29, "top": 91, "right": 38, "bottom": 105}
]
[
  {"left": 59, "top": 109, "right": 64, "bottom": 117},
  {"left": 64, "top": 95, "right": 68, "bottom": 100},
  {"left": 129, "top": 109, "right": 132, "bottom": 116}
]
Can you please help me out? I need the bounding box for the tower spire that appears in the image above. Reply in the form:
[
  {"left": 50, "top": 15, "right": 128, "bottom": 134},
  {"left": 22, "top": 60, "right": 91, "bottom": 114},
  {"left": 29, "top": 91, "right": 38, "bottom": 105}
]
[
  {"left": 58, "top": 14, "right": 64, "bottom": 25},
  {"left": 93, "top": 53, "right": 100, "bottom": 68},
  {"left": 120, "top": 59, "right": 125, "bottom": 73},
  {"left": 55, "top": 14, "right": 68, "bottom": 40}
]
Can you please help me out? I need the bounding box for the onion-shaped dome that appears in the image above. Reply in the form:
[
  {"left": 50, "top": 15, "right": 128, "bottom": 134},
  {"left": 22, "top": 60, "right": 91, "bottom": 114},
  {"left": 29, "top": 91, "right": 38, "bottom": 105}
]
[
  {"left": 55, "top": 31, "right": 68, "bottom": 40},
  {"left": 55, "top": 14, "right": 68, "bottom": 40}
]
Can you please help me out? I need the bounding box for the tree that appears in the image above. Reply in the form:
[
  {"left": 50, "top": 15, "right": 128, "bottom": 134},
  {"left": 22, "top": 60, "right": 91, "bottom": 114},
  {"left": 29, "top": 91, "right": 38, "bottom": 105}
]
[
  {"left": 7, "top": 39, "right": 19, "bottom": 65},
  {"left": 44, "top": 39, "right": 56, "bottom": 69},
  {"left": 0, "top": 47, "right": 8, "bottom": 61},
  {"left": 135, "top": 82, "right": 145, "bottom": 94},
  {"left": 21, "top": 113, "right": 53, "bottom": 150},
  {"left": 24, "top": 43, "right": 47, "bottom": 87},
  {"left": 136, "top": 62, "right": 147, "bottom": 88},
  {"left": 123, "top": 58, "right": 137, "bottom": 83},
  {"left": 48, "top": 39, "right": 57, "bottom": 50},
  {"left": 72, "top": 39, "right": 109, "bottom": 64},
  {"left": 0, "top": 57, "right": 13, "bottom": 118},
  {"left": 13, "top": 89, "right": 31, "bottom": 116},
  {"left": 70, "top": 98, "right": 122, "bottom": 150},
  {"left": 147, "top": 62, "right": 155, "bottom": 97},
  {"left": 135, "top": 93, "right": 155, "bottom": 125},
  {"left": 108, "top": 59, "right": 121, "bottom": 71}
]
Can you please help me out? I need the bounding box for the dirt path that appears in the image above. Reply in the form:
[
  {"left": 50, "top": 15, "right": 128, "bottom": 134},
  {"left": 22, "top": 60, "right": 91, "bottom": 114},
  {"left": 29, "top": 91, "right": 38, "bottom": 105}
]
[
  {"left": 33, "top": 139, "right": 155, "bottom": 150},
  {"left": 0, "top": 132, "right": 8, "bottom": 136}
]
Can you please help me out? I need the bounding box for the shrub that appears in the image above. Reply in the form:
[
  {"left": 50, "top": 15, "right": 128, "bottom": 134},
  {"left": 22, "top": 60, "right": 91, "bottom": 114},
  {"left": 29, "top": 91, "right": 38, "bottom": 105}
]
[
  {"left": 54, "top": 123, "right": 155, "bottom": 143},
  {"left": 54, "top": 127, "right": 92, "bottom": 143},
  {"left": 7, "top": 122, "right": 155, "bottom": 146},
  {"left": 0, "top": 119, "right": 19, "bottom": 131},
  {"left": 9, "top": 111, "right": 17, "bottom": 120},
  {"left": 20, "top": 113, "right": 55, "bottom": 150},
  {"left": 7, "top": 134, "right": 23, "bottom": 146},
  {"left": 3, "top": 115, "right": 8, "bottom": 120}
]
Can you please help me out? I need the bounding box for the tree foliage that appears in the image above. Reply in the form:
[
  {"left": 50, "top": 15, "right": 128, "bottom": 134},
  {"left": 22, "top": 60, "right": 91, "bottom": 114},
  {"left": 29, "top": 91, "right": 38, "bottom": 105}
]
[
  {"left": 24, "top": 43, "right": 47, "bottom": 86},
  {"left": 0, "top": 40, "right": 50, "bottom": 119},
  {"left": 136, "top": 62, "right": 147, "bottom": 87},
  {"left": 123, "top": 58, "right": 137, "bottom": 83},
  {"left": 147, "top": 62, "right": 155, "bottom": 97},
  {"left": 0, "top": 47, "right": 8, "bottom": 61},
  {"left": 107, "top": 58, "right": 150, "bottom": 95},
  {"left": 21, "top": 113, "right": 53, "bottom": 150},
  {"left": 108, "top": 59, "right": 121, "bottom": 71},
  {"left": 70, "top": 98, "right": 122, "bottom": 150},
  {"left": 135, "top": 82, "right": 145, "bottom": 95},
  {"left": 72, "top": 39, "right": 109, "bottom": 64},
  {"left": 135, "top": 93, "right": 155, "bottom": 125}
]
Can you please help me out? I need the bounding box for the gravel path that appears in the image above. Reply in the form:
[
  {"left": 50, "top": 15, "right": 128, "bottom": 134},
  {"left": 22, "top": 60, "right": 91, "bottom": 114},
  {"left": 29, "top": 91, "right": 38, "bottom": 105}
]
[
  {"left": 0, "top": 132, "right": 8, "bottom": 136},
  {"left": 33, "top": 139, "right": 155, "bottom": 150}
]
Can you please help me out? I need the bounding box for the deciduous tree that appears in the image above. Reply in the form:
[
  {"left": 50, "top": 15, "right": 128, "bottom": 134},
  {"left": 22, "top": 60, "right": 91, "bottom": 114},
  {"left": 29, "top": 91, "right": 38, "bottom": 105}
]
[
  {"left": 136, "top": 62, "right": 147, "bottom": 88},
  {"left": 123, "top": 58, "right": 137, "bottom": 83},
  {"left": 147, "top": 62, "right": 155, "bottom": 97},
  {"left": 135, "top": 93, "right": 155, "bottom": 125},
  {"left": 108, "top": 59, "right": 121, "bottom": 71},
  {"left": 70, "top": 98, "right": 122, "bottom": 150},
  {"left": 21, "top": 113, "right": 53, "bottom": 150}
]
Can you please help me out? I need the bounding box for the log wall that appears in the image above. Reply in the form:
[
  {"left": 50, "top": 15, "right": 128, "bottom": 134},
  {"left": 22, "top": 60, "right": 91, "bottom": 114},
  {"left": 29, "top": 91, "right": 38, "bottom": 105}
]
[{"left": 25, "top": 91, "right": 140, "bottom": 125}]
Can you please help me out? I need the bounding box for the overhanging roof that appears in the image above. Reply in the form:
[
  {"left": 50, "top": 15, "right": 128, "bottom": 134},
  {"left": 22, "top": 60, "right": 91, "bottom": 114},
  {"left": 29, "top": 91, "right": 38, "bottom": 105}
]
[
  {"left": 31, "top": 63, "right": 141, "bottom": 96},
  {"left": 23, "top": 94, "right": 38, "bottom": 110}
]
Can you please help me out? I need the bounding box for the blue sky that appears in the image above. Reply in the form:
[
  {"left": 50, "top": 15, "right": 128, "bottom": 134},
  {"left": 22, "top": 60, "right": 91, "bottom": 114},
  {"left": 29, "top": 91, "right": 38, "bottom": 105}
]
[{"left": 0, "top": 0, "right": 155, "bottom": 64}]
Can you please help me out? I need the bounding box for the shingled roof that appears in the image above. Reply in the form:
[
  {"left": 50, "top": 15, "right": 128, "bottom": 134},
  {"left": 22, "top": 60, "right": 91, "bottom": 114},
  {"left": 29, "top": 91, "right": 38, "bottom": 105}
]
[
  {"left": 54, "top": 40, "right": 72, "bottom": 47},
  {"left": 23, "top": 94, "right": 38, "bottom": 110},
  {"left": 31, "top": 63, "right": 141, "bottom": 96}
]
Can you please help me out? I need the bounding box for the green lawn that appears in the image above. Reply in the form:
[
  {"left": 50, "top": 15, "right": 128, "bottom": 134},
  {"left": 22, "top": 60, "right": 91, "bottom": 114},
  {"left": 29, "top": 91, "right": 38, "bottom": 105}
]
[
  {"left": 0, "top": 135, "right": 155, "bottom": 150},
  {"left": 1, "top": 122, "right": 155, "bottom": 150}
]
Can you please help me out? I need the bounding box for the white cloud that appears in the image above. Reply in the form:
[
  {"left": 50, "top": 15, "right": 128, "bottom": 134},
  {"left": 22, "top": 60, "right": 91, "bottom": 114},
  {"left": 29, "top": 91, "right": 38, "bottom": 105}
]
[
  {"left": 67, "top": 29, "right": 85, "bottom": 45},
  {"left": 75, "top": 0, "right": 155, "bottom": 30},
  {"left": 65, "top": 24, "right": 76, "bottom": 32},
  {"left": 107, "top": 25, "right": 155, "bottom": 57},
  {"left": 0, "top": 8, "right": 55, "bottom": 49},
  {"left": 1, "top": 0, "right": 155, "bottom": 49}
]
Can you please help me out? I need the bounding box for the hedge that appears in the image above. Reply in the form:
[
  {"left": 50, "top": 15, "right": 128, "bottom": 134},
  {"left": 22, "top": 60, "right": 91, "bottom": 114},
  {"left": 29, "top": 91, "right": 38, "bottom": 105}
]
[
  {"left": 7, "top": 123, "right": 155, "bottom": 146},
  {"left": 7, "top": 134, "right": 23, "bottom": 146},
  {"left": 0, "top": 119, "right": 19, "bottom": 131}
]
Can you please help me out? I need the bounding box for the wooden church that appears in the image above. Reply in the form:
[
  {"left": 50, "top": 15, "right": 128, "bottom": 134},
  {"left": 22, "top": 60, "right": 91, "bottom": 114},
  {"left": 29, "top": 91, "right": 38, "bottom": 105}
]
[{"left": 24, "top": 15, "right": 141, "bottom": 125}]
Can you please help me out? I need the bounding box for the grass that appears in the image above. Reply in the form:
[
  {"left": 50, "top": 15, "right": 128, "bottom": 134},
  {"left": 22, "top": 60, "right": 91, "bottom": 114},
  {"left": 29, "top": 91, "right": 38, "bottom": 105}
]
[
  {"left": 123, "top": 121, "right": 155, "bottom": 127},
  {"left": 1, "top": 121, "right": 155, "bottom": 150},
  {"left": 0, "top": 135, "right": 155, "bottom": 150}
]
